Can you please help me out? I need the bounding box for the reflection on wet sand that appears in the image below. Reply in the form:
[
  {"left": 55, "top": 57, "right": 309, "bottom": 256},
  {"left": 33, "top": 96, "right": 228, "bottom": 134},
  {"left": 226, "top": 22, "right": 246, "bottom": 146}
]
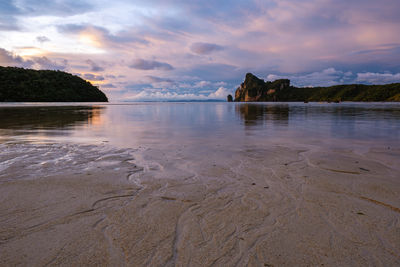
[
  {"left": 0, "top": 106, "right": 105, "bottom": 131},
  {"left": 236, "top": 104, "right": 289, "bottom": 126}
]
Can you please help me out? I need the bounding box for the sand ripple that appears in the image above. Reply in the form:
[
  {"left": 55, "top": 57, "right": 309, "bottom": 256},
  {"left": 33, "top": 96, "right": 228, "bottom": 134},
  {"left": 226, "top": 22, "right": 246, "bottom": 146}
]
[{"left": 0, "top": 143, "right": 399, "bottom": 266}]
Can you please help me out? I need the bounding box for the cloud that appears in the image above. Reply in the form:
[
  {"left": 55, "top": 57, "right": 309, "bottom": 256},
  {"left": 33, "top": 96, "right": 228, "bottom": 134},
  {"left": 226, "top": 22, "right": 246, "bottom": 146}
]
[
  {"left": 208, "top": 87, "right": 232, "bottom": 99},
  {"left": 0, "top": 1, "right": 20, "bottom": 30},
  {"left": 145, "top": 75, "right": 175, "bottom": 84},
  {"left": 266, "top": 68, "right": 400, "bottom": 86},
  {"left": 183, "top": 63, "right": 241, "bottom": 81},
  {"left": 0, "top": 48, "right": 67, "bottom": 70},
  {"left": 126, "top": 91, "right": 207, "bottom": 101},
  {"left": 0, "top": 19, "right": 19, "bottom": 31},
  {"left": 356, "top": 72, "right": 400, "bottom": 84},
  {"left": 191, "top": 42, "right": 224, "bottom": 55},
  {"left": 0, "top": 0, "right": 94, "bottom": 31},
  {"left": 36, "top": 36, "right": 50, "bottom": 43},
  {"left": 101, "top": 83, "right": 116, "bottom": 88},
  {"left": 86, "top": 59, "right": 104, "bottom": 72},
  {"left": 124, "top": 87, "right": 232, "bottom": 101},
  {"left": 57, "top": 24, "right": 149, "bottom": 47},
  {"left": 15, "top": 0, "right": 93, "bottom": 17},
  {"left": 215, "top": 81, "right": 227, "bottom": 87},
  {"left": 129, "top": 59, "right": 174, "bottom": 71},
  {"left": 33, "top": 56, "right": 68, "bottom": 70},
  {"left": 82, "top": 73, "right": 105, "bottom": 81},
  {"left": 267, "top": 68, "right": 355, "bottom": 87},
  {"left": 56, "top": 24, "right": 85, "bottom": 33},
  {"left": 192, "top": 80, "right": 228, "bottom": 89},
  {"left": 194, "top": 81, "right": 211, "bottom": 88},
  {"left": 0, "top": 48, "right": 34, "bottom": 68},
  {"left": 105, "top": 74, "right": 122, "bottom": 79}
]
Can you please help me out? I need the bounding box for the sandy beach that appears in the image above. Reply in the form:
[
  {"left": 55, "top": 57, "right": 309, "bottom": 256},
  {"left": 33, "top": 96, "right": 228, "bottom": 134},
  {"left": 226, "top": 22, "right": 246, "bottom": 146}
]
[
  {"left": 1, "top": 142, "right": 399, "bottom": 266},
  {"left": 2, "top": 0, "right": 400, "bottom": 263}
]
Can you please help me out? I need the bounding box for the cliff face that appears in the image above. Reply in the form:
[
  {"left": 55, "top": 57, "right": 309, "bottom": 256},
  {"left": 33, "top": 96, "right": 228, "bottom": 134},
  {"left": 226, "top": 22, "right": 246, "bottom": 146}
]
[
  {"left": 234, "top": 73, "right": 290, "bottom": 102},
  {"left": 233, "top": 73, "right": 400, "bottom": 102},
  {"left": 0, "top": 66, "right": 108, "bottom": 102}
]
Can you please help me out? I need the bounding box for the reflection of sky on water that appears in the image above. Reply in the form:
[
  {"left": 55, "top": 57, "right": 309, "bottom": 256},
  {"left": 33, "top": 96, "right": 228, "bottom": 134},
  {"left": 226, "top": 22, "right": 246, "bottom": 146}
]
[{"left": 0, "top": 103, "right": 399, "bottom": 148}]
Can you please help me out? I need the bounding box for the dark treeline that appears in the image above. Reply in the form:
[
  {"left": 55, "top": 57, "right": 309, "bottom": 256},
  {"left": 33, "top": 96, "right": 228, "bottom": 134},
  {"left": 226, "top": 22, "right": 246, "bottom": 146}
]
[
  {"left": 0, "top": 66, "right": 108, "bottom": 102},
  {"left": 277, "top": 84, "right": 400, "bottom": 102}
]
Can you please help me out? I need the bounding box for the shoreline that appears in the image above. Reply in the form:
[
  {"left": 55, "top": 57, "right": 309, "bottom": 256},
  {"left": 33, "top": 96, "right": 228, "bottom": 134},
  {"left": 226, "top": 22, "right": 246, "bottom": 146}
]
[{"left": 1, "top": 142, "right": 399, "bottom": 266}]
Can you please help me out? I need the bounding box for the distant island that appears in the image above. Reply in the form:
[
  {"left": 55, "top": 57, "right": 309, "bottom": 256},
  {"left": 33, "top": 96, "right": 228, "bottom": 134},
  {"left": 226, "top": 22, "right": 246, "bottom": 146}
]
[
  {"left": 229, "top": 73, "right": 400, "bottom": 102},
  {"left": 0, "top": 66, "right": 108, "bottom": 102}
]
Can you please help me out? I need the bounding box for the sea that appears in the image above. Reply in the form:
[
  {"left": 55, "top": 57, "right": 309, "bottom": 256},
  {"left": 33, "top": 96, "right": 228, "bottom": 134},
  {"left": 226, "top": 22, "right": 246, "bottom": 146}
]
[{"left": 0, "top": 102, "right": 399, "bottom": 149}]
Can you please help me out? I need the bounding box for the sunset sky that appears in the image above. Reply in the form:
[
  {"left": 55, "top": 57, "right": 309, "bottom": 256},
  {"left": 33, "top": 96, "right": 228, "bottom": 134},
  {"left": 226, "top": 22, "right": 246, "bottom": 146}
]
[{"left": 1, "top": 0, "right": 400, "bottom": 101}]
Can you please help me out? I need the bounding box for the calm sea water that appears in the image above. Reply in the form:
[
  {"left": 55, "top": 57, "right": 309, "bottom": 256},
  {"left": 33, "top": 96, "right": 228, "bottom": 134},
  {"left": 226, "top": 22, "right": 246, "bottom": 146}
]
[{"left": 0, "top": 102, "right": 399, "bottom": 150}]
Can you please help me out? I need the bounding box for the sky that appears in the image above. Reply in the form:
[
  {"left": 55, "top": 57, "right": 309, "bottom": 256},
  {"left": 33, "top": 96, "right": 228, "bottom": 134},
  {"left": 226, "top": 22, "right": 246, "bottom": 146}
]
[{"left": 1, "top": 0, "right": 400, "bottom": 101}]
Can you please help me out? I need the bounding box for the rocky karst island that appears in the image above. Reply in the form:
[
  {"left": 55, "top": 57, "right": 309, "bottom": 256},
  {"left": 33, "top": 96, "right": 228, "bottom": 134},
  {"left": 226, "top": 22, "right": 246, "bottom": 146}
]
[
  {"left": 0, "top": 66, "right": 108, "bottom": 102},
  {"left": 230, "top": 73, "right": 400, "bottom": 102}
]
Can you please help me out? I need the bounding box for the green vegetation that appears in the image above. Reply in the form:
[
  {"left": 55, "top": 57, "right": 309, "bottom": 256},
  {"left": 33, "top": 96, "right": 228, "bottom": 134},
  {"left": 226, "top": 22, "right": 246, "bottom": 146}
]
[
  {"left": 0, "top": 66, "right": 108, "bottom": 102},
  {"left": 234, "top": 73, "right": 400, "bottom": 102},
  {"left": 277, "top": 84, "right": 400, "bottom": 102}
]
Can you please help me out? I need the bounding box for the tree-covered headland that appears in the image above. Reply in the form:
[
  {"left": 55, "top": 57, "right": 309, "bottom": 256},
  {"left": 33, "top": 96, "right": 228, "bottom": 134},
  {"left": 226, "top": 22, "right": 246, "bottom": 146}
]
[{"left": 0, "top": 66, "right": 108, "bottom": 102}]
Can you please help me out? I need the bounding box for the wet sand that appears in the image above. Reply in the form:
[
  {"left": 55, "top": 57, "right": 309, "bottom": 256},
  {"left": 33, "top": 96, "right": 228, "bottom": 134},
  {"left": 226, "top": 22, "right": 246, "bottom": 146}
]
[{"left": 1, "top": 142, "right": 400, "bottom": 266}]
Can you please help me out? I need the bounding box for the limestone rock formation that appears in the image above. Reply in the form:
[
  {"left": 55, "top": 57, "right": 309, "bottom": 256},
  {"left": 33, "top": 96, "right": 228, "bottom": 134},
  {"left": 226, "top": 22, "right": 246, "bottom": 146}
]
[{"left": 234, "top": 73, "right": 290, "bottom": 102}]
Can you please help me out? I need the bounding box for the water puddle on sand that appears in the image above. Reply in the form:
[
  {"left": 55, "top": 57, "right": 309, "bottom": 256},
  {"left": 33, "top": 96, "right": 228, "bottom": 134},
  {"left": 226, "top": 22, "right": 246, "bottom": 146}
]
[{"left": 0, "top": 143, "right": 141, "bottom": 182}]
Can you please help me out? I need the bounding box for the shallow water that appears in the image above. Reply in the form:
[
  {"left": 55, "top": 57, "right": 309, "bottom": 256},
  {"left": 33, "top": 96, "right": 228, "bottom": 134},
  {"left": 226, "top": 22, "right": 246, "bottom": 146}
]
[
  {"left": 0, "top": 102, "right": 399, "bottom": 148},
  {"left": 1, "top": 102, "right": 400, "bottom": 182},
  {"left": 1, "top": 102, "right": 400, "bottom": 266}
]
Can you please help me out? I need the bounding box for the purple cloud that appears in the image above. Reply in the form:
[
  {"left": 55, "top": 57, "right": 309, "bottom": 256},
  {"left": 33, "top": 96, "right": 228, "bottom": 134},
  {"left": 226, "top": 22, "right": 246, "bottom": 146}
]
[
  {"left": 82, "top": 73, "right": 104, "bottom": 81},
  {"left": 129, "top": 59, "right": 174, "bottom": 71},
  {"left": 0, "top": 48, "right": 34, "bottom": 68},
  {"left": 86, "top": 59, "right": 104, "bottom": 72},
  {"left": 0, "top": 48, "right": 69, "bottom": 70},
  {"left": 17, "top": 0, "right": 93, "bottom": 16},
  {"left": 101, "top": 83, "right": 116, "bottom": 88},
  {"left": 145, "top": 76, "right": 175, "bottom": 84},
  {"left": 266, "top": 68, "right": 351, "bottom": 87},
  {"left": 191, "top": 42, "right": 224, "bottom": 55},
  {"left": 36, "top": 36, "right": 50, "bottom": 43},
  {"left": 33, "top": 56, "right": 68, "bottom": 70}
]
